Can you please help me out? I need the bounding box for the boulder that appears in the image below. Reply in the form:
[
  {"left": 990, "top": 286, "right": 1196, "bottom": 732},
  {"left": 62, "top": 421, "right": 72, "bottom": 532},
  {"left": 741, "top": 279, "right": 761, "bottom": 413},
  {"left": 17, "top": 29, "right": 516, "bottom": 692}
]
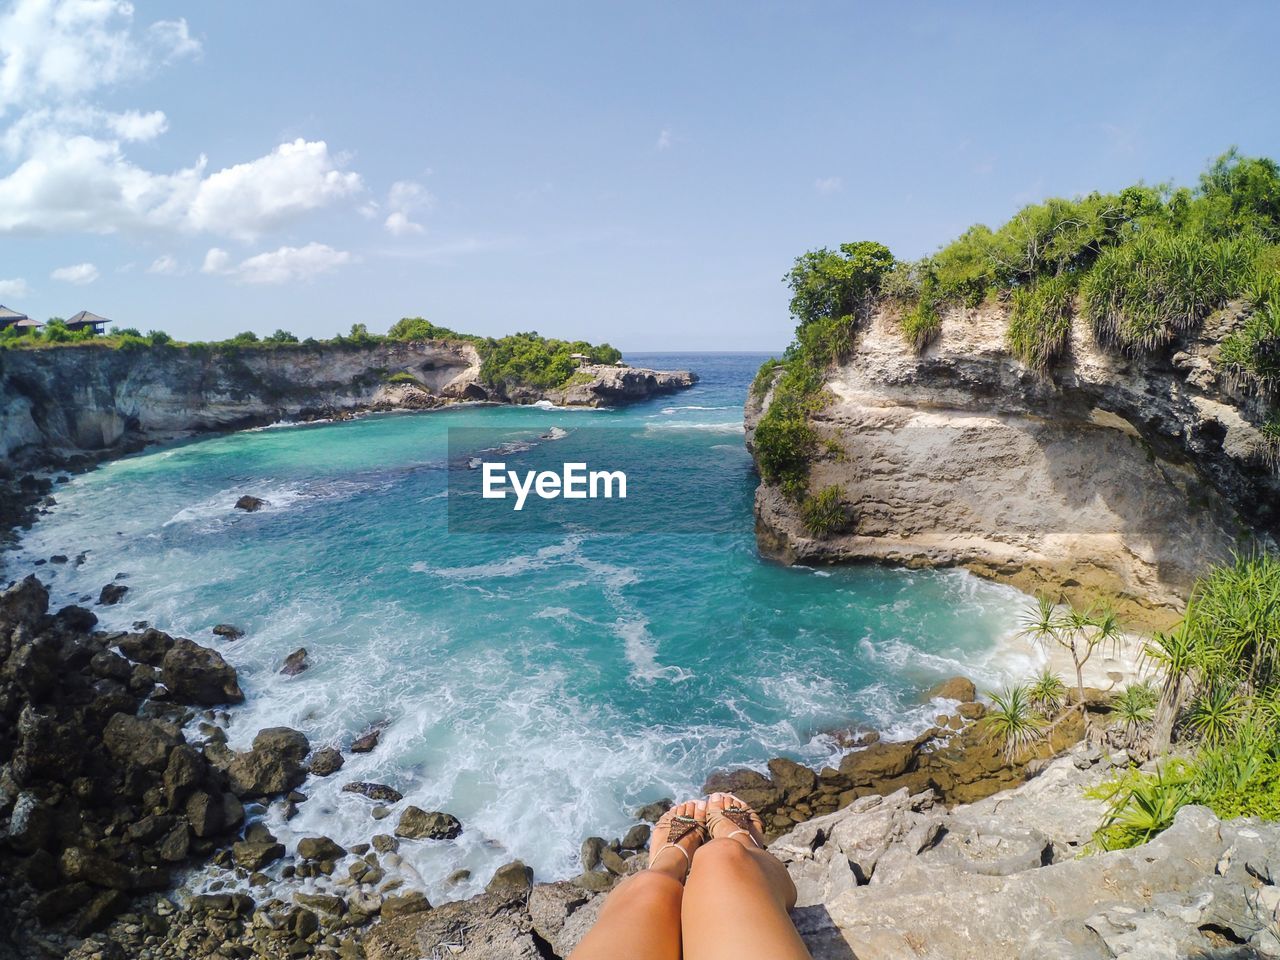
[
  {"left": 924, "top": 676, "right": 978, "bottom": 702},
  {"left": 620, "top": 824, "right": 651, "bottom": 851},
  {"left": 838, "top": 741, "right": 916, "bottom": 785},
  {"left": 59, "top": 847, "right": 134, "bottom": 891},
  {"left": 103, "top": 713, "right": 182, "bottom": 771},
  {"left": 97, "top": 583, "right": 129, "bottom": 606},
  {"left": 115, "top": 628, "right": 174, "bottom": 665},
  {"left": 0, "top": 575, "right": 49, "bottom": 634},
  {"left": 162, "top": 744, "right": 205, "bottom": 809},
  {"left": 634, "top": 799, "right": 674, "bottom": 823},
  {"left": 225, "top": 727, "right": 310, "bottom": 797},
  {"left": 280, "top": 647, "right": 309, "bottom": 676},
  {"left": 768, "top": 757, "right": 819, "bottom": 803},
  {"left": 395, "top": 806, "right": 463, "bottom": 840},
  {"left": 351, "top": 727, "right": 380, "bottom": 753},
  {"left": 161, "top": 638, "right": 244, "bottom": 705},
  {"left": 701, "top": 769, "right": 782, "bottom": 811},
  {"left": 342, "top": 781, "right": 403, "bottom": 803},
  {"left": 297, "top": 836, "right": 346, "bottom": 861},
  {"left": 308, "top": 746, "right": 344, "bottom": 776},
  {"left": 232, "top": 840, "right": 285, "bottom": 871},
  {"left": 380, "top": 891, "right": 431, "bottom": 920},
  {"left": 234, "top": 495, "right": 266, "bottom": 512},
  {"left": 212, "top": 623, "right": 244, "bottom": 640},
  {"left": 487, "top": 860, "right": 534, "bottom": 899}
]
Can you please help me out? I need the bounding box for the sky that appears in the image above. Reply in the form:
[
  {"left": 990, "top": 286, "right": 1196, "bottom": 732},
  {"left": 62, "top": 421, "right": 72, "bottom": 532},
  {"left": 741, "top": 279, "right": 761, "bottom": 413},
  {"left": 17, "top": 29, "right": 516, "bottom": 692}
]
[{"left": 0, "top": 2, "right": 1278, "bottom": 351}]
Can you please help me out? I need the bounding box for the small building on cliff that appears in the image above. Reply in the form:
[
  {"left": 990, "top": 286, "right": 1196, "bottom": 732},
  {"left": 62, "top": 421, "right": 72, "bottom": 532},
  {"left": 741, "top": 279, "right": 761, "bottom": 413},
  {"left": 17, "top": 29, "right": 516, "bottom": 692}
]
[
  {"left": 0, "top": 305, "right": 32, "bottom": 331},
  {"left": 66, "top": 310, "right": 109, "bottom": 334}
]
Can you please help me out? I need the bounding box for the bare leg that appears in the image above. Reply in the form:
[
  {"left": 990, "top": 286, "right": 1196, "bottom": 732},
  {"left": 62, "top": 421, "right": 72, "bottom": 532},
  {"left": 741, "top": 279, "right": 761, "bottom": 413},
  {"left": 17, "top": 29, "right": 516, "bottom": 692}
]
[
  {"left": 682, "top": 793, "right": 810, "bottom": 960},
  {"left": 570, "top": 799, "right": 706, "bottom": 960}
]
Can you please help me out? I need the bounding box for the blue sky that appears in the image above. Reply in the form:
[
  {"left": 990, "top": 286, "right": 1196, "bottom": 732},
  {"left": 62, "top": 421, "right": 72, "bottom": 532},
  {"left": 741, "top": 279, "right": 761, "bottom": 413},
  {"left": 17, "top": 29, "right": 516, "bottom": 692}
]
[{"left": 1, "top": 2, "right": 1278, "bottom": 350}]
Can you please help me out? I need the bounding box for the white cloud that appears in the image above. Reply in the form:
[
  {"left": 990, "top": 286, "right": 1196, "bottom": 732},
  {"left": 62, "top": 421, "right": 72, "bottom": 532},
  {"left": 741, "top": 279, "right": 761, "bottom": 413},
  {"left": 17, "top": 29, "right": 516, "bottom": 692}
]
[
  {"left": 202, "top": 242, "right": 353, "bottom": 285},
  {"left": 0, "top": 277, "right": 31, "bottom": 297},
  {"left": 51, "top": 261, "right": 98, "bottom": 284},
  {"left": 381, "top": 179, "right": 433, "bottom": 236},
  {"left": 656, "top": 128, "right": 672, "bottom": 151},
  {"left": 0, "top": 4, "right": 359, "bottom": 242},
  {"left": 0, "top": 136, "right": 362, "bottom": 238},
  {"left": 147, "top": 254, "right": 179, "bottom": 275},
  {"left": 0, "top": 0, "right": 199, "bottom": 115},
  {"left": 814, "top": 176, "right": 843, "bottom": 195}
]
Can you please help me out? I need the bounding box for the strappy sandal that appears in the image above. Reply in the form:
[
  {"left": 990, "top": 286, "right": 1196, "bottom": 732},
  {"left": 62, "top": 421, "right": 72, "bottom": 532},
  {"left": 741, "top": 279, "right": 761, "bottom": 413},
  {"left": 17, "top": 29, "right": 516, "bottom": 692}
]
[
  {"left": 706, "top": 795, "right": 763, "bottom": 849},
  {"left": 650, "top": 814, "right": 705, "bottom": 878}
]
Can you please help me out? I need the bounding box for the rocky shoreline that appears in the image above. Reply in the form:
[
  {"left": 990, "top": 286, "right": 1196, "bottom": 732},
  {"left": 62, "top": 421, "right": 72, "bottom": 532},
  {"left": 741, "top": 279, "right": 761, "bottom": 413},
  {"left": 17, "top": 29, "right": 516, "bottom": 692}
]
[{"left": 1, "top": 562, "right": 1113, "bottom": 960}]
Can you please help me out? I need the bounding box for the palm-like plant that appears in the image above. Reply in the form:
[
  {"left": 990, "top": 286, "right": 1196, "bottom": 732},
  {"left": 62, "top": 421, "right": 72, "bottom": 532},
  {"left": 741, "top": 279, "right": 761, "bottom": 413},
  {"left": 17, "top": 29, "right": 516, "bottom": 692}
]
[
  {"left": 1113, "top": 680, "right": 1158, "bottom": 746},
  {"left": 1028, "top": 668, "right": 1068, "bottom": 717},
  {"left": 1143, "top": 623, "right": 1200, "bottom": 753},
  {"left": 1184, "top": 683, "right": 1247, "bottom": 744},
  {"left": 1090, "top": 761, "right": 1195, "bottom": 851},
  {"left": 981, "top": 684, "right": 1048, "bottom": 762},
  {"left": 1019, "top": 596, "right": 1125, "bottom": 711}
]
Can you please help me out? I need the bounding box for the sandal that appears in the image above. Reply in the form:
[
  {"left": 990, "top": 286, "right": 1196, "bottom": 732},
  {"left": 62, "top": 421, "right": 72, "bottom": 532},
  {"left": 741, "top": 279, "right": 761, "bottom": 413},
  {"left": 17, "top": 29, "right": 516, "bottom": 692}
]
[
  {"left": 650, "top": 814, "right": 706, "bottom": 878},
  {"left": 706, "top": 795, "right": 763, "bottom": 849}
]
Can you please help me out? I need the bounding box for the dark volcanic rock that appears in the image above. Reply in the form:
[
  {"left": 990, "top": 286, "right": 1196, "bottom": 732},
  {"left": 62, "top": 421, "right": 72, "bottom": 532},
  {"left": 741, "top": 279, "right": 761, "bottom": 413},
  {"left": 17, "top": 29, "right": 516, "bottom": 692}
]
[
  {"left": 297, "top": 836, "right": 346, "bottom": 861},
  {"left": 115, "top": 628, "right": 174, "bottom": 665},
  {"left": 161, "top": 637, "right": 244, "bottom": 705},
  {"left": 103, "top": 713, "right": 182, "bottom": 771},
  {"left": 97, "top": 583, "right": 129, "bottom": 605},
  {"left": 395, "top": 806, "right": 463, "bottom": 841},
  {"left": 234, "top": 495, "right": 266, "bottom": 512},
  {"left": 232, "top": 840, "right": 285, "bottom": 871},
  {"left": 342, "top": 781, "right": 403, "bottom": 803},
  {"left": 212, "top": 623, "right": 244, "bottom": 640}
]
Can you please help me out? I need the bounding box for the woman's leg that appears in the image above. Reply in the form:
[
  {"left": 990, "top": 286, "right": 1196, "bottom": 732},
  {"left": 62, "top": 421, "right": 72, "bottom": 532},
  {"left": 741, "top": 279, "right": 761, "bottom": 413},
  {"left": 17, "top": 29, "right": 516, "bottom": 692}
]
[
  {"left": 681, "top": 793, "right": 811, "bottom": 960},
  {"left": 569, "top": 799, "right": 706, "bottom": 960}
]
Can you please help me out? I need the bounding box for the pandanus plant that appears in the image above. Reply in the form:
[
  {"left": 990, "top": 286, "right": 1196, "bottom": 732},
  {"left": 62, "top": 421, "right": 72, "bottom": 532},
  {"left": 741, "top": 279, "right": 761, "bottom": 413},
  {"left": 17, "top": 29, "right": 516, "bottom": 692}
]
[{"left": 1019, "top": 596, "right": 1124, "bottom": 714}]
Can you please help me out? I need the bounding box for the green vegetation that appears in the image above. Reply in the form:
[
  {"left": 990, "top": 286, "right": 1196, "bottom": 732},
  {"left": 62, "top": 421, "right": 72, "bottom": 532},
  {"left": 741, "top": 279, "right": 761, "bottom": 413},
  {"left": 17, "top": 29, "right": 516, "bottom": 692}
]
[
  {"left": 1, "top": 314, "right": 623, "bottom": 393},
  {"left": 1028, "top": 668, "right": 1068, "bottom": 717},
  {"left": 1088, "top": 552, "right": 1280, "bottom": 850},
  {"left": 383, "top": 371, "right": 422, "bottom": 386},
  {"left": 755, "top": 151, "right": 1280, "bottom": 508},
  {"left": 799, "top": 485, "right": 852, "bottom": 536},
  {"left": 981, "top": 684, "right": 1047, "bottom": 762},
  {"left": 1018, "top": 596, "right": 1123, "bottom": 710},
  {"left": 753, "top": 243, "right": 896, "bottom": 499}
]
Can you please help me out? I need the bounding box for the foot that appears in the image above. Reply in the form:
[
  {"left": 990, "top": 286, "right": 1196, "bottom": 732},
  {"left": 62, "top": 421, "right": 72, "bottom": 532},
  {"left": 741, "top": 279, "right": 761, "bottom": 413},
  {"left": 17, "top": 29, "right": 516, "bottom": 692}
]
[
  {"left": 648, "top": 799, "right": 706, "bottom": 882},
  {"left": 705, "top": 792, "right": 766, "bottom": 849}
]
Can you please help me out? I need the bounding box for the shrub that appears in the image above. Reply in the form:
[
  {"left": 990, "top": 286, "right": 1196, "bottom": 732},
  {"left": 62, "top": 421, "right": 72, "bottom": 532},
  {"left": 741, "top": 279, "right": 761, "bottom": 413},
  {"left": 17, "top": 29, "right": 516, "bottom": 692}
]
[
  {"left": 383, "top": 371, "right": 422, "bottom": 385},
  {"left": 981, "top": 684, "right": 1047, "bottom": 761},
  {"left": 784, "top": 241, "right": 894, "bottom": 326},
  {"left": 1081, "top": 229, "right": 1258, "bottom": 353},
  {"left": 266, "top": 329, "right": 298, "bottom": 343},
  {"left": 800, "top": 485, "right": 852, "bottom": 536},
  {"left": 1113, "top": 680, "right": 1158, "bottom": 745},
  {"left": 1006, "top": 274, "right": 1076, "bottom": 372},
  {"left": 900, "top": 295, "right": 940, "bottom": 352},
  {"left": 750, "top": 358, "right": 784, "bottom": 401},
  {"left": 1028, "top": 668, "right": 1068, "bottom": 717},
  {"left": 147, "top": 330, "right": 172, "bottom": 346}
]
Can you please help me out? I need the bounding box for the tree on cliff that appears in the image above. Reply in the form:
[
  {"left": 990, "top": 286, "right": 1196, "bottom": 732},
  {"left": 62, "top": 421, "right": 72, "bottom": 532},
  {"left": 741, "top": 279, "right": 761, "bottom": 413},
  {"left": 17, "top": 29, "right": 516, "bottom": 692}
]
[
  {"left": 1019, "top": 597, "right": 1123, "bottom": 712},
  {"left": 784, "top": 241, "right": 894, "bottom": 326}
]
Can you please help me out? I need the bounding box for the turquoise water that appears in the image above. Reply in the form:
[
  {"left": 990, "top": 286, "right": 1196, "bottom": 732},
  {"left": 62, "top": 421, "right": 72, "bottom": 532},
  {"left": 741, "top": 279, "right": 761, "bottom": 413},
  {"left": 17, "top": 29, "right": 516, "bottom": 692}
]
[{"left": 14, "top": 353, "right": 1042, "bottom": 899}]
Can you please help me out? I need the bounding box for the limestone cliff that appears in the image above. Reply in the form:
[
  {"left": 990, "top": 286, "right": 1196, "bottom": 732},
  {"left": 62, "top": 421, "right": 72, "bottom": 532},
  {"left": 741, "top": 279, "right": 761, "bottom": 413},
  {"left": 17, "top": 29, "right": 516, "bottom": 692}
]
[
  {"left": 0, "top": 343, "right": 695, "bottom": 467},
  {"left": 746, "top": 302, "right": 1280, "bottom": 625}
]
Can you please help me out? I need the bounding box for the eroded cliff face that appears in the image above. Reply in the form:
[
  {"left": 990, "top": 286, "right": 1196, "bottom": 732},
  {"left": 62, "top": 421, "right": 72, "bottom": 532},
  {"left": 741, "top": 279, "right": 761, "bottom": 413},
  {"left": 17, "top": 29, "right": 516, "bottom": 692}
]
[
  {"left": 0, "top": 340, "right": 481, "bottom": 464},
  {"left": 746, "top": 303, "right": 1279, "bottom": 626}
]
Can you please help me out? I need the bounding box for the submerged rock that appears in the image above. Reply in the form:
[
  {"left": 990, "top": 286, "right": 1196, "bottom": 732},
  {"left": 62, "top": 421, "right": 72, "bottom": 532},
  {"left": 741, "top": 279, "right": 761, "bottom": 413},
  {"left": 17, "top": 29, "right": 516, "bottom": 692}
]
[
  {"left": 212, "top": 623, "right": 244, "bottom": 640},
  {"left": 342, "top": 781, "right": 403, "bottom": 803},
  {"left": 279, "top": 647, "right": 309, "bottom": 676},
  {"left": 97, "top": 583, "right": 128, "bottom": 605},
  {"left": 233, "top": 495, "right": 266, "bottom": 512},
  {"left": 350, "top": 726, "right": 381, "bottom": 753}
]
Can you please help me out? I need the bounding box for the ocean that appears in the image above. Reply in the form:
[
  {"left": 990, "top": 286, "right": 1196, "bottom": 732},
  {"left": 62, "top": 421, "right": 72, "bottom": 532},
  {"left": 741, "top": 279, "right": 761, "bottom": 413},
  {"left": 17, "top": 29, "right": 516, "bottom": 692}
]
[{"left": 12, "top": 351, "right": 1045, "bottom": 901}]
